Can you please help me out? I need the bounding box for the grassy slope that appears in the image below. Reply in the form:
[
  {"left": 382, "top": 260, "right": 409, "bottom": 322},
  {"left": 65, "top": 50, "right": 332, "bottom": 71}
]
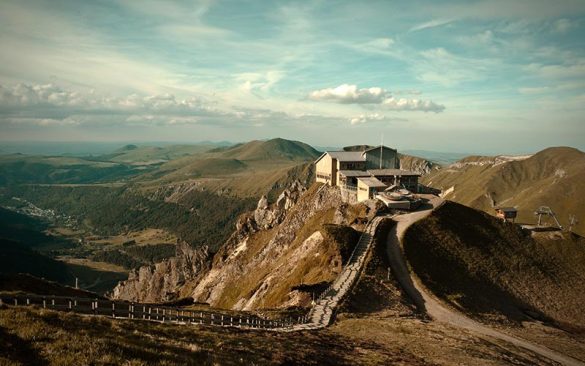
[
  {"left": 137, "top": 138, "right": 319, "bottom": 197},
  {"left": 0, "top": 306, "right": 433, "bottom": 366},
  {"left": 101, "top": 144, "right": 217, "bottom": 164},
  {"left": 0, "top": 155, "right": 143, "bottom": 185},
  {"left": 422, "top": 147, "right": 585, "bottom": 235},
  {"left": 0, "top": 228, "right": 565, "bottom": 366},
  {"left": 403, "top": 201, "right": 585, "bottom": 331}
]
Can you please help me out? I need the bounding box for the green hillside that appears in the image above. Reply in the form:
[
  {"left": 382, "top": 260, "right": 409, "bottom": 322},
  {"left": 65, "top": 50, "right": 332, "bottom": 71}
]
[
  {"left": 0, "top": 154, "right": 144, "bottom": 185},
  {"left": 216, "top": 138, "right": 320, "bottom": 161},
  {"left": 101, "top": 143, "right": 219, "bottom": 164},
  {"left": 422, "top": 147, "right": 585, "bottom": 235}
]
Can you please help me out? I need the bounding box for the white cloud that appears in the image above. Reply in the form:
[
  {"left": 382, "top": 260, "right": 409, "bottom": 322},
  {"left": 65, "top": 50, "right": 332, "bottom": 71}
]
[
  {"left": 382, "top": 98, "right": 445, "bottom": 112},
  {"left": 518, "top": 86, "right": 550, "bottom": 94},
  {"left": 458, "top": 30, "right": 495, "bottom": 46},
  {"left": 415, "top": 47, "right": 495, "bottom": 86},
  {"left": 410, "top": 18, "right": 455, "bottom": 32},
  {"left": 309, "top": 84, "right": 445, "bottom": 113},
  {"left": 552, "top": 18, "right": 577, "bottom": 33},
  {"left": 526, "top": 62, "right": 585, "bottom": 79},
  {"left": 363, "top": 38, "right": 394, "bottom": 49},
  {"left": 236, "top": 70, "right": 284, "bottom": 94},
  {"left": 350, "top": 113, "right": 386, "bottom": 125},
  {"left": 0, "top": 83, "right": 349, "bottom": 129},
  {"left": 308, "top": 84, "right": 389, "bottom": 104}
]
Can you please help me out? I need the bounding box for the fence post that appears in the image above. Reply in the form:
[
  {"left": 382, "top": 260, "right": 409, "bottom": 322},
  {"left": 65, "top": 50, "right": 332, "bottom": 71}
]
[
  {"left": 73, "top": 299, "right": 77, "bottom": 308},
  {"left": 68, "top": 299, "right": 72, "bottom": 310},
  {"left": 26, "top": 298, "right": 30, "bottom": 305},
  {"left": 14, "top": 298, "right": 17, "bottom": 306},
  {"left": 0, "top": 297, "right": 3, "bottom": 307},
  {"left": 43, "top": 298, "right": 46, "bottom": 309},
  {"left": 221, "top": 315, "right": 224, "bottom": 326},
  {"left": 162, "top": 309, "right": 166, "bottom": 322},
  {"left": 129, "top": 303, "right": 133, "bottom": 319},
  {"left": 239, "top": 318, "right": 242, "bottom": 328},
  {"left": 211, "top": 314, "right": 214, "bottom": 325}
]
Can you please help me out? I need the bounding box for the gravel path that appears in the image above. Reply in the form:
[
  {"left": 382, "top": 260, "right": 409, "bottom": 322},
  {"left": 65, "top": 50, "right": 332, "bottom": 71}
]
[{"left": 386, "top": 197, "right": 584, "bottom": 366}]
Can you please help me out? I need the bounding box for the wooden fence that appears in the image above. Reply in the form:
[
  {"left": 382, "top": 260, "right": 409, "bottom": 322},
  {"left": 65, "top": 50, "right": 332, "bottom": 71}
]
[{"left": 0, "top": 294, "right": 309, "bottom": 330}]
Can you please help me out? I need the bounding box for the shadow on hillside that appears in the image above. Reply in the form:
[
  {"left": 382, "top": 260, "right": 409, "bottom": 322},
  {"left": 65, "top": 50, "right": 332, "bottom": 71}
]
[
  {"left": 0, "top": 326, "right": 48, "bottom": 366},
  {"left": 403, "top": 201, "right": 562, "bottom": 326}
]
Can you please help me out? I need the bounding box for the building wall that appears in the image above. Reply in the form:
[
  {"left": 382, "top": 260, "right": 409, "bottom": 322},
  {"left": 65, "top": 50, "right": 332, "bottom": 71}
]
[
  {"left": 357, "top": 180, "right": 370, "bottom": 202},
  {"left": 336, "top": 160, "right": 365, "bottom": 187},
  {"left": 364, "top": 147, "right": 399, "bottom": 170},
  {"left": 315, "top": 154, "right": 336, "bottom": 186}
]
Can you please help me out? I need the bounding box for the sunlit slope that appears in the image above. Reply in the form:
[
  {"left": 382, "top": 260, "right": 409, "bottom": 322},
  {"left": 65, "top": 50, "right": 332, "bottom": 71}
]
[
  {"left": 422, "top": 147, "right": 585, "bottom": 235},
  {"left": 137, "top": 138, "right": 319, "bottom": 197}
]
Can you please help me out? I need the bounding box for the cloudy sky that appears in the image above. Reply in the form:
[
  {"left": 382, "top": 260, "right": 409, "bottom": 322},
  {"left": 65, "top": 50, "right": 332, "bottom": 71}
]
[{"left": 0, "top": 0, "right": 584, "bottom": 154}]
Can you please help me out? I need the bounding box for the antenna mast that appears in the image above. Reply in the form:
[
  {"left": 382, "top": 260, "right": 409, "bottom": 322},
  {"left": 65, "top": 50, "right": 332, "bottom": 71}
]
[{"left": 380, "top": 133, "right": 383, "bottom": 169}]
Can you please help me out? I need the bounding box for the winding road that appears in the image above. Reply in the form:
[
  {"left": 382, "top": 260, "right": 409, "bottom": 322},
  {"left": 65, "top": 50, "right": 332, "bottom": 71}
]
[{"left": 386, "top": 196, "right": 584, "bottom": 366}]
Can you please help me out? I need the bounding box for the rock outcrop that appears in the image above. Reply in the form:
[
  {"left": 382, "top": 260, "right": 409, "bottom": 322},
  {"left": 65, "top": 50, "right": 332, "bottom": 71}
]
[
  {"left": 399, "top": 154, "right": 440, "bottom": 176},
  {"left": 254, "top": 180, "right": 306, "bottom": 229},
  {"left": 111, "top": 180, "right": 368, "bottom": 309},
  {"left": 189, "top": 181, "right": 349, "bottom": 310},
  {"left": 111, "top": 241, "right": 210, "bottom": 303}
]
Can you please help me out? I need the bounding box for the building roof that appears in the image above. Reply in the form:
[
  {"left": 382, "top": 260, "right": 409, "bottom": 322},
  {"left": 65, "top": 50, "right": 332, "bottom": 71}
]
[
  {"left": 314, "top": 151, "right": 365, "bottom": 164},
  {"left": 363, "top": 145, "right": 398, "bottom": 154},
  {"left": 328, "top": 151, "right": 365, "bottom": 162},
  {"left": 496, "top": 207, "right": 518, "bottom": 212},
  {"left": 315, "top": 145, "right": 398, "bottom": 164},
  {"left": 368, "top": 169, "right": 421, "bottom": 176},
  {"left": 357, "top": 176, "right": 387, "bottom": 188},
  {"left": 338, "top": 170, "right": 370, "bottom": 177}
]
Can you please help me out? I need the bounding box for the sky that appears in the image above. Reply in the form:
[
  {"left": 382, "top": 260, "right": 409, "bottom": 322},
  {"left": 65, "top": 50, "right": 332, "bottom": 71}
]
[{"left": 0, "top": 0, "right": 584, "bottom": 154}]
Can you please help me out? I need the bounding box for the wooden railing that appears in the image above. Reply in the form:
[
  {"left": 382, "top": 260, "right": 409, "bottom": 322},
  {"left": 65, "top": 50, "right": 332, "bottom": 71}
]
[{"left": 0, "top": 294, "right": 308, "bottom": 330}]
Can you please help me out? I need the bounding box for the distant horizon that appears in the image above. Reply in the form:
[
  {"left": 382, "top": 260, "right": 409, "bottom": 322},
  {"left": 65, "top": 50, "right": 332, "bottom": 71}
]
[{"left": 0, "top": 138, "right": 580, "bottom": 158}]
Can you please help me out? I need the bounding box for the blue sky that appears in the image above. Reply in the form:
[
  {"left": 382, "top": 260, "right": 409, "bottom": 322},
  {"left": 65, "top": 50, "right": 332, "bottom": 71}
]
[{"left": 0, "top": 0, "right": 584, "bottom": 154}]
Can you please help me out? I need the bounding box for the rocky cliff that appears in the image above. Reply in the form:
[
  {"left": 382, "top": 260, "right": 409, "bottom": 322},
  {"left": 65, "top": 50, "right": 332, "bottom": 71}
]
[
  {"left": 190, "top": 181, "right": 359, "bottom": 310},
  {"left": 112, "top": 181, "right": 372, "bottom": 309},
  {"left": 399, "top": 154, "right": 441, "bottom": 175},
  {"left": 111, "top": 240, "right": 209, "bottom": 303}
]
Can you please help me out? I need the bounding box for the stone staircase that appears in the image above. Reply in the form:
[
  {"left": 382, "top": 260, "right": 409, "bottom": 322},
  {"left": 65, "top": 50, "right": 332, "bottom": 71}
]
[{"left": 291, "top": 216, "right": 383, "bottom": 331}]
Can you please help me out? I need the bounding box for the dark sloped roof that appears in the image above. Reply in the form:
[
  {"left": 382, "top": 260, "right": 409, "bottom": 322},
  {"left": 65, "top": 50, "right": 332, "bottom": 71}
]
[
  {"left": 496, "top": 207, "right": 518, "bottom": 212},
  {"left": 338, "top": 170, "right": 370, "bottom": 177},
  {"left": 314, "top": 151, "right": 365, "bottom": 164},
  {"left": 363, "top": 145, "right": 398, "bottom": 154}
]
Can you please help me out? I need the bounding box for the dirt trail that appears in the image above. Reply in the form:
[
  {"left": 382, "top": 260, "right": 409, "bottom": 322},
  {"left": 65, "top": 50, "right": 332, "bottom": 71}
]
[{"left": 386, "top": 196, "right": 584, "bottom": 366}]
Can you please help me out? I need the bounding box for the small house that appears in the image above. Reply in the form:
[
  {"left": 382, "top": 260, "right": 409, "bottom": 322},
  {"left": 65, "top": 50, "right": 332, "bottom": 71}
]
[
  {"left": 357, "top": 177, "right": 387, "bottom": 202},
  {"left": 495, "top": 207, "right": 517, "bottom": 222}
]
